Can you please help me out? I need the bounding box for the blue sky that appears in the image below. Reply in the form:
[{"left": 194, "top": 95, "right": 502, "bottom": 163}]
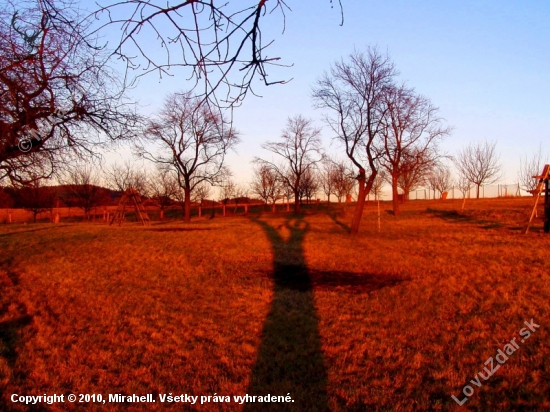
[{"left": 108, "top": 0, "right": 550, "bottom": 191}]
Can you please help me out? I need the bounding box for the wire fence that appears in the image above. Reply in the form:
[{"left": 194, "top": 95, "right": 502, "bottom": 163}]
[{"left": 407, "top": 183, "right": 524, "bottom": 201}]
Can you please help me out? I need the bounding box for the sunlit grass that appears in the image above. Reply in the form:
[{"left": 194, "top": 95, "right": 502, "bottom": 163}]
[{"left": 0, "top": 197, "right": 548, "bottom": 411}]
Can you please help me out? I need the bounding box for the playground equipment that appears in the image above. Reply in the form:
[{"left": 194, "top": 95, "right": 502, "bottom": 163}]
[
  {"left": 524, "top": 164, "right": 550, "bottom": 234},
  {"left": 110, "top": 188, "right": 150, "bottom": 226}
]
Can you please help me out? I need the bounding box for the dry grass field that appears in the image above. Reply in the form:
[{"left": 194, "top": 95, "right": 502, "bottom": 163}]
[{"left": 0, "top": 197, "right": 549, "bottom": 411}]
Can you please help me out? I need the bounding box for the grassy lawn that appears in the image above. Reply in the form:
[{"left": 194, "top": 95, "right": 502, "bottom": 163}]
[{"left": 0, "top": 198, "right": 549, "bottom": 411}]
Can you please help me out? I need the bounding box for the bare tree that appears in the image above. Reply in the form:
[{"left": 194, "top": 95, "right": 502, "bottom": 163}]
[
  {"left": 370, "top": 170, "right": 386, "bottom": 200},
  {"left": 332, "top": 161, "right": 356, "bottom": 203},
  {"left": 61, "top": 165, "right": 110, "bottom": 219},
  {"left": 91, "top": 1, "right": 343, "bottom": 107},
  {"left": 319, "top": 157, "right": 338, "bottom": 204},
  {"left": 255, "top": 115, "right": 323, "bottom": 214},
  {"left": 455, "top": 140, "right": 501, "bottom": 199},
  {"left": 298, "top": 168, "right": 320, "bottom": 204},
  {"left": 138, "top": 92, "right": 238, "bottom": 222},
  {"left": 396, "top": 149, "right": 434, "bottom": 200},
  {"left": 379, "top": 84, "right": 449, "bottom": 214},
  {"left": 457, "top": 176, "right": 472, "bottom": 212},
  {"left": 426, "top": 164, "right": 453, "bottom": 198},
  {"left": 0, "top": 0, "right": 139, "bottom": 184},
  {"left": 14, "top": 178, "right": 56, "bottom": 222},
  {"left": 251, "top": 165, "right": 283, "bottom": 211},
  {"left": 312, "top": 47, "right": 397, "bottom": 234},
  {"left": 148, "top": 168, "right": 178, "bottom": 220},
  {"left": 219, "top": 178, "right": 236, "bottom": 206},
  {"left": 518, "top": 145, "right": 547, "bottom": 194},
  {"left": 193, "top": 181, "right": 212, "bottom": 207},
  {"left": 106, "top": 161, "right": 149, "bottom": 195}
]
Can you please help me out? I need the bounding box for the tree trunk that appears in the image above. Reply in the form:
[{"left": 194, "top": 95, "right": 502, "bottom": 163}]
[
  {"left": 476, "top": 184, "right": 480, "bottom": 199},
  {"left": 350, "top": 169, "right": 367, "bottom": 234},
  {"left": 294, "top": 191, "right": 300, "bottom": 214},
  {"left": 391, "top": 174, "right": 400, "bottom": 215},
  {"left": 184, "top": 186, "right": 191, "bottom": 222},
  {"left": 160, "top": 209, "right": 164, "bottom": 220}
]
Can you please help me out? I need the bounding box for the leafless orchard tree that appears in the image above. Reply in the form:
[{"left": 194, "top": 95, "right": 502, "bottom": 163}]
[
  {"left": 457, "top": 176, "right": 472, "bottom": 212},
  {"left": 106, "top": 161, "right": 149, "bottom": 195},
  {"left": 148, "top": 168, "right": 178, "bottom": 220},
  {"left": 396, "top": 149, "right": 434, "bottom": 200},
  {"left": 0, "top": 0, "right": 139, "bottom": 184},
  {"left": 379, "top": 84, "right": 450, "bottom": 214},
  {"left": 319, "top": 157, "right": 338, "bottom": 204},
  {"left": 255, "top": 115, "right": 323, "bottom": 214},
  {"left": 312, "top": 47, "right": 397, "bottom": 234},
  {"left": 518, "top": 145, "right": 547, "bottom": 194},
  {"left": 426, "top": 163, "right": 453, "bottom": 198},
  {"left": 137, "top": 91, "right": 238, "bottom": 222},
  {"left": 91, "top": 1, "right": 343, "bottom": 107},
  {"left": 218, "top": 178, "right": 236, "bottom": 205},
  {"left": 331, "top": 161, "right": 355, "bottom": 203},
  {"left": 193, "top": 181, "right": 212, "bottom": 207},
  {"left": 14, "top": 177, "right": 56, "bottom": 222},
  {"left": 455, "top": 140, "right": 501, "bottom": 199},
  {"left": 60, "top": 165, "right": 110, "bottom": 219},
  {"left": 250, "top": 165, "right": 283, "bottom": 211},
  {"left": 298, "top": 167, "right": 320, "bottom": 204},
  {"left": 370, "top": 170, "right": 386, "bottom": 200}
]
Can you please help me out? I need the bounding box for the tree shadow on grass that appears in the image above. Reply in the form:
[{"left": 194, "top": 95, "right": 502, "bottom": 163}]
[
  {"left": 245, "top": 216, "right": 407, "bottom": 411},
  {"left": 426, "top": 208, "right": 504, "bottom": 230},
  {"left": 326, "top": 209, "right": 350, "bottom": 233}
]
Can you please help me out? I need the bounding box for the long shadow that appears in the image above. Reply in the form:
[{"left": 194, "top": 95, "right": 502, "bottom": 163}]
[
  {"left": 244, "top": 216, "right": 328, "bottom": 411},
  {"left": 327, "top": 208, "right": 350, "bottom": 233},
  {"left": 245, "top": 216, "right": 407, "bottom": 411},
  {"left": 426, "top": 208, "right": 504, "bottom": 230}
]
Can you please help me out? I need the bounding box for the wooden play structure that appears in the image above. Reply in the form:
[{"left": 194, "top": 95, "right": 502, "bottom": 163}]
[
  {"left": 110, "top": 188, "right": 150, "bottom": 226},
  {"left": 524, "top": 164, "right": 550, "bottom": 234}
]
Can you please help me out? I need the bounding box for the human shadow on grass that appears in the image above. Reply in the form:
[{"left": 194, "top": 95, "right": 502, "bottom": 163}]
[{"left": 245, "top": 216, "right": 407, "bottom": 411}]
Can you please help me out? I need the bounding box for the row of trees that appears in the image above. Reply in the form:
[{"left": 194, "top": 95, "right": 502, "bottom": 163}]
[
  {"left": 0, "top": 136, "right": 546, "bottom": 223},
  {"left": 1, "top": 2, "right": 546, "bottom": 233}
]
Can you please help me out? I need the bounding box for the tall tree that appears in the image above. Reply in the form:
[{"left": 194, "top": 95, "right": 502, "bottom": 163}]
[
  {"left": 379, "top": 84, "right": 449, "bottom": 214},
  {"left": 138, "top": 92, "right": 238, "bottom": 222},
  {"left": 0, "top": 0, "right": 138, "bottom": 184},
  {"left": 255, "top": 115, "right": 323, "bottom": 214},
  {"left": 312, "top": 47, "right": 397, "bottom": 233},
  {"left": 455, "top": 140, "right": 501, "bottom": 199}
]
